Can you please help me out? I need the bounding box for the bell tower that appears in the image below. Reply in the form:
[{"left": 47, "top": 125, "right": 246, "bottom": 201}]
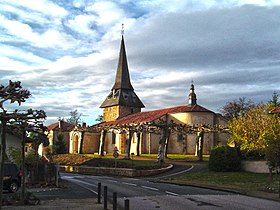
[
  {"left": 100, "top": 34, "right": 145, "bottom": 122},
  {"left": 188, "top": 81, "right": 197, "bottom": 106}
]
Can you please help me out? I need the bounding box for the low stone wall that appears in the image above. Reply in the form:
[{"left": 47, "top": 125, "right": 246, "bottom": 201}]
[
  {"left": 61, "top": 164, "right": 173, "bottom": 177},
  {"left": 241, "top": 161, "right": 269, "bottom": 173}
]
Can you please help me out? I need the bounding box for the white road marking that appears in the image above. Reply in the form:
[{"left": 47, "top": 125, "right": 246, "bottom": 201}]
[
  {"left": 122, "top": 178, "right": 140, "bottom": 181},
  {"left": 61, "top": 176, "right": 74, "bottom": 179},
  {"left": 107, "top": 180, "right": 118, "bottom": 183},
  {"left": 166, "top": 191, "right": 179, "bottom": 196},
  {"left": 155, "top": 165, "right": 194, "bottom": 179},
  {"left": 141, "top": 186, "right": 159, "bottom": 191},
  {"left": 64, "top": 177, "right": 98, "bottom": 195},
  {"left": 122, "top": 182, "right": 137, "bottom": 186}
]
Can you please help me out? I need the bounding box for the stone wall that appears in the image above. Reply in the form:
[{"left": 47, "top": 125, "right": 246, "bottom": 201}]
[
  {"left": 103, "top": 106, "right": 119, "bottom": 121},
  {"left": 103, "top": 106, "right": 141, "bottom": 122},
  {"left": 82, "top": 133, "right": 100, "bottom": 154},
  {"left": 61, "top": 164, "right": 173, "bottom": 177},
  {"left": 241, "top": 161, "right": 270, "bottom": 173}
]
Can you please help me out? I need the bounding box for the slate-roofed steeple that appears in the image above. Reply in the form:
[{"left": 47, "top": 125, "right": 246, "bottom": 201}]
[
  {"left": 112, "top": 35, "right": 134, "bottom": 91},
  {"left": 100, "top": 34, "right": 144, "bottom": 121}
]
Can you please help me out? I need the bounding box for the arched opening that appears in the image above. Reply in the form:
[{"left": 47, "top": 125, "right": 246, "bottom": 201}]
[{"left": 73, "top": 135, "right": 79, "bottom": 154}]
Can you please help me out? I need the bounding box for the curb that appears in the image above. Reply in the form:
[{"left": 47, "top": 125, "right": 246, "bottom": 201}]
[{"left": 60, "top": 164, "right": 173, "bottom": 177}]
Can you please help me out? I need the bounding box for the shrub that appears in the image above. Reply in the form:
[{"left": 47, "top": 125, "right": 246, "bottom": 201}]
[
  {"left": 55, "top": 134, "right": 67, "bottom": 154},
  {"left": 8, "top": 146, "right": 21, "bottom": 165},
  {"left": 240, "top": 149, "right": 265, "bottom": 160},
  {"left": 209, "top": 145, "right": 241, "bottom": 172},
  {"left": 55, "top": 140, "right": 67, "bottom": 154}
]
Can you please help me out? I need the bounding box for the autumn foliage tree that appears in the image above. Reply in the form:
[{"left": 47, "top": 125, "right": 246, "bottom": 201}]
[
  {"left": 229, "top": 103, "right": 280, "bottom": 172},
  {"left": 264, "top": 124, "right": 280, "bottom": 174}
]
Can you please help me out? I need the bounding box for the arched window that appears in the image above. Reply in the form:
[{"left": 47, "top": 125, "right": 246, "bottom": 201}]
[{"left": 112, "top": 132, "right": 116, "bottom": 144}]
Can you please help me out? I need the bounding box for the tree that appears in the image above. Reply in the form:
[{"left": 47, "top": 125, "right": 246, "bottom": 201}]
[
  {"left": 265, "top": 126, "right": 280, "bottom": 175},
  {"left": 229, "top": 103, "right": 280, "bottom": 154},
  {"left": 220, "top": 97, "right": 254, "bottom": 120},
  {"left": 95, "top": 115, "right": 104, "bottom": 123},
  {"left": 66, "top": 109, "right": 82, "bottom": 125},
  {"left": 268, "top": 91, "right": 280, "bottom": 107},
  {"left": 95, "top": 116, "right": 227, "bottom": 162},
  {"left": 0, "top": 81, "right": 30, "bottom": 207},
  {"left": 54, "top": 134, "right": 67, "bottom": 154},
  {"left": 9, "top": 109, "right": 46, "bottom": 202},
  {"left": 29, "top": 131, "right": 49, "bottom": 155},
  {"left": 0, "top": 81, "right": 47, "bottom": 206}
]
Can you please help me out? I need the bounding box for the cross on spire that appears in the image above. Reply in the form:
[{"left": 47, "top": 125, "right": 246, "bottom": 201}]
[{"left": 121, "top": 23, "right": 124, "bottom": 35}]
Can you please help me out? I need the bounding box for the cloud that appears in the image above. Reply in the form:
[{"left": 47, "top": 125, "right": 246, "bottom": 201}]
[
  {"left": 0, "top": 15, "right": 77, "bottom": 50},
  {"left": 66, "top": 14, "right": 97, "bottom": 35},
  {"left": 85, "top": 1, "right": 125, "bottom": 26},
  {"left": 1, "top": 0, "right": 68, "bottom": 17},
  {"left": 1, "top": 1, "right": 280, "bottom": 125},
  {"left": 0, "top": 45, "right": 51, "bottom": 68}
]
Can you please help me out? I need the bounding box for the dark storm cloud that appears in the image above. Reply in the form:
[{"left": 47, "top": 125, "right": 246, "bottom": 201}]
[
  {"left": 128, "top": 5, "right": 280, "bottom": 70},
  {"left": 117, "top": 5, "right": 280, "bottom": 112}
]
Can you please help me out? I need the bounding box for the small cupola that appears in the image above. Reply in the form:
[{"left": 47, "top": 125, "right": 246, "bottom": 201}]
[{"left": 188, "top": 81, "right": 197, "bottom": 106}]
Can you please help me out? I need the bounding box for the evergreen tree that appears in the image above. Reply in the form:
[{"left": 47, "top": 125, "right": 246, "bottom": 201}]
[{"left": 268, "top": 91, "right": 280, "bottom": 107}]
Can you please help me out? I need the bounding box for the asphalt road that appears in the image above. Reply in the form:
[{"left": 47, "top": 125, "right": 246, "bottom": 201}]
[
  {"left": 60, "top": 172, "right": 280, "bottom": 210},
  {"left": 26, "top": 162, "right": 280, "bottom": 210}
]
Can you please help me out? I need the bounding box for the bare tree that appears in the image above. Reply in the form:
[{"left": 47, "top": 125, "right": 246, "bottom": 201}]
[
  {"left": 0, "top": 81, "right": 30, "bottom": 208},
  {"left": 94, "top": 117, "right": 227, "bottom": 162},
  {"left": 0, "top": 81, "right": 47, "bottom": 207},
  {"left": 9, "top": 109, "right": 47, "bottom": 201},
  {"left": 220, "top": 97, "right": 254, "bottom": 120},
  {"left": 66, "top": 109, "right": 82, "bottom": 125}
]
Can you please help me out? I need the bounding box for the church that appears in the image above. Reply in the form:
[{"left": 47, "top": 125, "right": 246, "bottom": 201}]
[{"left": 66, "top": 34, "right": 229, "bottom": 158}]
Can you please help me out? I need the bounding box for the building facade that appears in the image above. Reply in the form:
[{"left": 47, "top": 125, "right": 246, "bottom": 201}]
[{"left": 67, "top": 35, "right": 229, "bottom": 157}]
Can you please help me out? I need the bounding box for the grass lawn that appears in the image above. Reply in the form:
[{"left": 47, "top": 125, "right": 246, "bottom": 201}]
[{"left": 168, "top": 170, "right": 280, "bottom": 200}]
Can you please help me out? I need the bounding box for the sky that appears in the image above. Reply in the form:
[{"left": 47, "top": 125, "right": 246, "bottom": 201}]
[{"left": 1, "top": 0, "right": 280, "bottom": 126}]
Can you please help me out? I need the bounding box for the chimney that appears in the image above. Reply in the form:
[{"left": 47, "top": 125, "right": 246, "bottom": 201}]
[
  {"left": 82, "top": 122, "right": 86, "bottom": 128},
  {"left": 59, "top": 120, "right": 63, "bottom": 129}
]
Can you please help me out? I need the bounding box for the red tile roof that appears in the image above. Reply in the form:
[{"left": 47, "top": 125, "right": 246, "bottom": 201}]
[
  {"left": 98, "top": 104, "right": 213, "bottom": 126},
  {"left": 47, "top": 121, "right": 75, "bottom": 131},
  {"left": 270, "top": 107, "right": 280, "bottom": 114}
]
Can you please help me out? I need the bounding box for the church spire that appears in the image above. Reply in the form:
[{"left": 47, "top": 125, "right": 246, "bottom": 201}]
[
  {"left": 111, "top": 35, "right": 133, "bottom": 90},
  {"left": 100, "top": 31, "right": 144, "bottom": 121},
  {"left": 188, "top": 81, "right": 197, "bottom": 106}
]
